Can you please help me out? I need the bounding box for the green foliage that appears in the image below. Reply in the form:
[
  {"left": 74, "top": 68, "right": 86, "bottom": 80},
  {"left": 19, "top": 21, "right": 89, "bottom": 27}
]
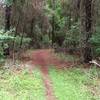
[
  {"left": 45, "top": 0, "right": 80, "bottom": 47},
  {"left": 56, "top": 52, "right": 79, "bottom": 62},
  {"left": 0, "top": 29, "right": 14, "bottom": 64},
  {"left": 0, "top": 46, "right": 5, "bottom": 65},
  {"left": 90, "top": 32, "right": 100, "bottom": 56},
  {"left": 45, "top": 0, "right": 66, "bottom": 33},
  {"left": 5, "top": 0, "right": 13, "bottom": 6},
  {"left": 42, "top": 34, "right": 52, "bottom": 48},
  {"left": 0, "top": 34, "right": 13, "bottom": 42},
  {"left": 0, "top": 29, "right": 31, "bottom": 53},
  {"left": 0, "top": 69, "right": 45, "bottom": 100},
  {"left": 14, "top": 36, "right": 31, "bottom": 49},
  {"left": 49, "top": 67, "right": 100, "bottom": 100},
  {"left": 0, "top": 29, "right": 14, "bottom": 42},
  {"left": 63, "top": 22, "right": 80, "bottom": 48}
]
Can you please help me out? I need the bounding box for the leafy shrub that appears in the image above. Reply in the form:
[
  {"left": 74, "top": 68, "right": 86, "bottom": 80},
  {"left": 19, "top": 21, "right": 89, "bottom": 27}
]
[
  {"left": 0, "top": 29, "right": 32, "bottom": 53},
  {"left": 42, "top": 34, "right": 52, "bottom": 48},
  {"left": 14, "top": 36, "right": 31, "bottom": 50},
  {"left": 63, "top": 23, "right": 80, "bottom": 49},
  {"left": 0, "top": 46, "right": 5, "bottom": 65},
  {"left": 90, "top": 32, "right": 100, "bottom": 57},
  {"left": 0, "top": 30, "right": 14, "bottom": 64}
]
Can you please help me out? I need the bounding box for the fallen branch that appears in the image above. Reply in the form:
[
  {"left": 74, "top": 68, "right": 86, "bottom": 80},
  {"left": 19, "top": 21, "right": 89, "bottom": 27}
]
[{"left": 89, "top": 60, "right": 100, "bottom": 67}]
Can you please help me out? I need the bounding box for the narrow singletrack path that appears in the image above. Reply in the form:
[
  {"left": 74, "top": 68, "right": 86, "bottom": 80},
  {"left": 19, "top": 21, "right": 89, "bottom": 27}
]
[
  {"left": 31, "top": 50, "right": 56, "bottom": 100},
  {"left": 31, "top": 49, "right": 72, "bottom": 69},
  {"left": 41, "top": 66, "right": 56, "bottom": 100},
  {"left": 30, "top": 49, "right": 72, "bottom": 100}
]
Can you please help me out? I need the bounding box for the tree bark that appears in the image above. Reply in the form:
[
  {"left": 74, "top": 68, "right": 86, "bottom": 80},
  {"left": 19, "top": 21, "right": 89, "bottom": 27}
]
[
  {"left": 51, "top": 0, "right": 55, "bottom": 45},
  {"left": 80, "top": 0, "right": 93, "bottom": 63},
  {"left": 5, "top": 5, "right": 11, "bottom": 31}
]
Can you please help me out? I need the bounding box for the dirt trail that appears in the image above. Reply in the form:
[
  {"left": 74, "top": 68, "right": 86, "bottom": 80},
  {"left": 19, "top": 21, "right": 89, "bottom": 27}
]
[
  {"left": 41, "top": 66, "right": 56, "bottom": 100},
  {"left": 30, "top": 49, "right": 72, "bottom": 100},
  {"left": 31, "top": 50, "right": 56, "bottom": 100},
  {"left": 31, "top": 49, "right": 72, "bottom": 68}
]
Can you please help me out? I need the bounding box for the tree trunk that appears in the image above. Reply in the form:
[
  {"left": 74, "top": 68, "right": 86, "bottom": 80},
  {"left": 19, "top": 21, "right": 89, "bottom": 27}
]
[
  {"left": 67, "top": 9, "right": 71, "bottom": 30},
  {"left": 51, "top": 0, "right": 55, "bottom": 45},
  {"left": 80, "top": 0, "right": 93, "bottom": 63},
  {"left": 5, "top": 5, "right": 11, "bottom": 31},
  {"left": 52, "top": 15, "right": 55, "bottom": 44}
]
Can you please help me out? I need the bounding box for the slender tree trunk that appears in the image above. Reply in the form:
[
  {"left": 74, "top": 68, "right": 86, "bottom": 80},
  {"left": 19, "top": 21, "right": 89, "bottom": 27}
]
[
  {"left": 5, "top": 5, "right": 11, "bottom": 31},
  {"left": 80, "top": 0, "right": 93, "bottom": 63},
  {"left": 51, "top": 0, "right": 55, "bottom": 45},
  {"left": 30, "top": 19, "right": 34, "bottom": 34},
  {"left": 52, "top": 15, "right": 55, "bottom": 44},
  {"left": 67, "top": 9, "right": 71, "bottom": 30}
]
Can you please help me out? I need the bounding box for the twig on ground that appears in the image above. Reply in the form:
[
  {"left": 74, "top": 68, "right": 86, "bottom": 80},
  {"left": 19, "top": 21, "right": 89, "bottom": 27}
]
[{"left": 90, "top": 60, "right": 100, "bottom": 67}]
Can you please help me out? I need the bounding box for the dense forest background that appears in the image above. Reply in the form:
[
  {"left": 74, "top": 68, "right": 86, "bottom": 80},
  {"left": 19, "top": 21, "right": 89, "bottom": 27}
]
[{"left": 0, "top": 0, "right": 100, "bottom": 64}]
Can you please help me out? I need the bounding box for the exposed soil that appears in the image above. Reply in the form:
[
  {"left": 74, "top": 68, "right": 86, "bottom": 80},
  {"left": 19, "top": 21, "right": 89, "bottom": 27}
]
[
  {"left": 31, "top": 49, "right": 73, "bottom": 69},
  {"left": 30, "top": 49, "right": 73, "bottom": 100}
]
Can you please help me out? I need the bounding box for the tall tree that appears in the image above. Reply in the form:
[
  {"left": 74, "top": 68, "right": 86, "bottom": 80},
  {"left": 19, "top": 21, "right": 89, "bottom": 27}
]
[
  {"left": 5, "top": 5, "right": 11, "bottom": 31},
  {"left": 5, "top": 0, "right": 13, "bottom": 31},
  {"left": 80, "top": 0, "right": 93, "bottom": 63},
  {"left": 51, "top": 0, "right": 56, "bottom": 44}
]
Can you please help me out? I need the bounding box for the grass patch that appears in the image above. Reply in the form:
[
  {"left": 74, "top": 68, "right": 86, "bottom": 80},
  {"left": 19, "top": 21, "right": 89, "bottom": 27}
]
[
  {"left": 56, "top": 53, "right": 79, "bottom": 62},
  {"left": 0, "top": 69, "right": 46, "bottom": 100},
  {"left": 49, "top": 67, "right": 100, "bottom": 100}
]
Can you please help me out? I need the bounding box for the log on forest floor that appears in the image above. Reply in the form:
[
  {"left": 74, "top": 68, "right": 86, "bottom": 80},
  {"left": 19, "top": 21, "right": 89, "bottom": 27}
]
[{"left": 90, "top": 60, "right": 100, "bottom": 67}]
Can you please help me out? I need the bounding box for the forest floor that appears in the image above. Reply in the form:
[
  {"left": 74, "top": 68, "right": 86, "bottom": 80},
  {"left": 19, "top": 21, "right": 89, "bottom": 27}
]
[
  {"left": 0, "top": 49, "right": 100, "bottom": 100},
  {"left": 29, "top": 49, "right": 74, "bottom": 100}
]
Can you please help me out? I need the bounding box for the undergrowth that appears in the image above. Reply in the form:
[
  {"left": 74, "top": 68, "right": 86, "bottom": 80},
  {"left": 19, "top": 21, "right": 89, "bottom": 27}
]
[
  {"left": 56, "top": 52, "right": 79, "bottom": 62},
  {"left": 49, "top": 67, "right": 100, "bottom": 100},
  {"left": 0, "top": 69, "right": 45, "bottom": 100}
]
